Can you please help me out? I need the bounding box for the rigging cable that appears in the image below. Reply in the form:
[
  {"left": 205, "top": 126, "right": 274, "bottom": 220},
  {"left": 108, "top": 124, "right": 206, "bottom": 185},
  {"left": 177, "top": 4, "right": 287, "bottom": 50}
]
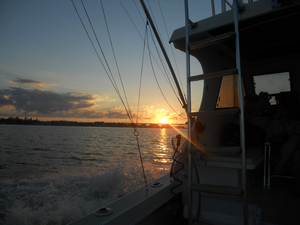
[
  {"left": 136, "top": 23, "right": 148, "bottom": 125},
  {"left": 130, "top": 0, "right": 186, "bottom": 110},
  {"left": 145, "top": 0, "right": 187, "bottom": 105},
  {"left": 140, "top": 1, "right": 180, "bottom": 97},
  {"left": 145, "top": 20, "right": 185, "bottom": 119},
  {"left": 124, "top": 0, "right": 181, "bottom": 98},
  {"left": 71, "top": 0, "right": 114, "bottom": 91},
  {"left": 79, "top": 0, "right": 119, "bottom": 95},
  {"left": 99, "top": 0, "right": 134, "bottom": 123},
  {"left": 133, "top": 22, "right": 149, "bottom": 189},
  {"left": 72, "top": 0, "right": 126, "bottom": 114},
  {"left": 157, "top": 0, "right": 187, "bottom": 103},
  {"left": 71, "top": 0, "right": 148, "bottom": 187},
  {"left": 148, "top": 25, "right": 183, "bottom": 109},
  {"left": 100, "top": 0, "right": 148, "bottom": 188},
  {"left": 79, "top": 0, "right": 135, "bottom": 126}
]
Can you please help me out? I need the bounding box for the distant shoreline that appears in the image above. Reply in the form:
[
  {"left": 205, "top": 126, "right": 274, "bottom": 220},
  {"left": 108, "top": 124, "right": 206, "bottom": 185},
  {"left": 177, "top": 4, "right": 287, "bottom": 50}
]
[{"left": 0, "top": 118, "right": 187, "bottom": 129}]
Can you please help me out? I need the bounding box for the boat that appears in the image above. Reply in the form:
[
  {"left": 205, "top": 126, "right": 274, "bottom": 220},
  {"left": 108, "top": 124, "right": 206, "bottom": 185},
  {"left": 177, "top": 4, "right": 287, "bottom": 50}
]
[{"left": 69, "top": 0, "right": 300, "bottom": 224}]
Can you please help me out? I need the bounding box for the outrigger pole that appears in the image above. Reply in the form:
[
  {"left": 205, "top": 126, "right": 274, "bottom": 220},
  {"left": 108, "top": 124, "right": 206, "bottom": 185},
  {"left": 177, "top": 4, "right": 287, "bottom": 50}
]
[{"left": 140, "top": 0, "right": 188, "bottom": 113}]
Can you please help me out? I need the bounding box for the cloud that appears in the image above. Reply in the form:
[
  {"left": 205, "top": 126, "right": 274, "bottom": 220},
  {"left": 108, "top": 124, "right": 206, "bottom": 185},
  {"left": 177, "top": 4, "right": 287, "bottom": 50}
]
[
  {"left": 0, "top": 93, "right": 14, "bottom": 108},
  {"left": 0, "top": 86, "right": 185, "bottom": 122},
  {"left": 0, "top": 87, "right": 95, "bottom": 114},
  {"left": 0, "top": 87, "right": 136, "bottom": 121},
  {"left": 8, "top": 78, "right": 58, "bottom": 87},
  {"left": 105, "top": 110, "right": 129, "bottom": 119}
]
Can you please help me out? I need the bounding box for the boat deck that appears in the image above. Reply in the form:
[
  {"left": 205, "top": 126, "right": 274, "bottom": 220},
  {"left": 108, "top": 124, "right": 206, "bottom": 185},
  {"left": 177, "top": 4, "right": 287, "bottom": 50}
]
[
  {"left": 137, "top": 165, "right": 300, "bottom": 225},
  {"left": 248, "top": 169, "right": 300, "bottom": 225}
]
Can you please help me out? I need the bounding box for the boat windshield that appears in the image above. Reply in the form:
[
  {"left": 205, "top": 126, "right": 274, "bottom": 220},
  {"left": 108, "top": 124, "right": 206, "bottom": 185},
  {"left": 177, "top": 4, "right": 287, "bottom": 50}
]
[{"left": 253, "top": 72, "right": 291, "bottom": 105}]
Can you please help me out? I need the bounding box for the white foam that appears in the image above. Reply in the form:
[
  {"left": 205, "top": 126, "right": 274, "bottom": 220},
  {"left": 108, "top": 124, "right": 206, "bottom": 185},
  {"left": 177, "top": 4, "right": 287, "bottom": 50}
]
[{"left": 1, "top": 160, "right": 167, "bottom": 225}]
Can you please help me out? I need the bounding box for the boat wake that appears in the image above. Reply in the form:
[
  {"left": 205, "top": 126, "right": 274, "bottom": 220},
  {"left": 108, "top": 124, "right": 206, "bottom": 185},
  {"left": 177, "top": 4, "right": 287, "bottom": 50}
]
[{"left": 0, "top": 160, "right": 167, "bottom": 225}]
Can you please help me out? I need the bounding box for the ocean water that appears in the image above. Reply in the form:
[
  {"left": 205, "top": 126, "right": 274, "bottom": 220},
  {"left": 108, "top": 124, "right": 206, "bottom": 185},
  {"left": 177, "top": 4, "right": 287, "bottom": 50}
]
[{"left": 0, "top": 124, "right": 186, "bottom": 225}]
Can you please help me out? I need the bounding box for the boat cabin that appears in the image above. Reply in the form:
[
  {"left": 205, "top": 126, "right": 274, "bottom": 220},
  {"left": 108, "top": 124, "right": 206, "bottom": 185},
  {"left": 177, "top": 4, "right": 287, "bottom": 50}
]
[{"left": 169, "top": 0, "right": 300, "bottom": 224}]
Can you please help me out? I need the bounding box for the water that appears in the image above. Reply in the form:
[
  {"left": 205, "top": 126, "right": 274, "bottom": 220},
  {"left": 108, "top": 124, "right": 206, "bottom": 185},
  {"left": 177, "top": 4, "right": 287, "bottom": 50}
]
[{"left": 0, "top": 124, "right": 186, "bottom": 225}]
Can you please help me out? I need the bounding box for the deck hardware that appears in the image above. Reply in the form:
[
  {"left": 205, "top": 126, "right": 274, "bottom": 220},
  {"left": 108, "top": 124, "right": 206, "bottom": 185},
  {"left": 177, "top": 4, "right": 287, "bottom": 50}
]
[
  {"left": 151, "top": 181, "right": 163, "bottom": 188},
  {"left": 94, "top": 207, "right": 113, "bottom": 217},
  {"left": 189, "top": 19, "right": 197, "bottom": 29}
]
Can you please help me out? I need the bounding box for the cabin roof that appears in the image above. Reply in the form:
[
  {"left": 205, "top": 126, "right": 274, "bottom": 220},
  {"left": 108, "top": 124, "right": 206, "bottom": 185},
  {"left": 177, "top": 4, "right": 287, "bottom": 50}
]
[{"left": 170, "top": 2, "right": 300, "bottom": 64}]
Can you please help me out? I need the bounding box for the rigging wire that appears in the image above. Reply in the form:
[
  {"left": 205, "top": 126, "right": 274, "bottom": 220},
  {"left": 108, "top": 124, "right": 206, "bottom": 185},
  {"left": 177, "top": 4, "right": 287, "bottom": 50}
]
[
  {"left": 78, "top": 0, "right": 136, "bottom": 127},
  {"left": 146, "top": 0, "right": 181, "bottom": 95},
  {"left": 72, "top": 0, "right": 126, "bottom": 113},
  {"left": 133, "top": 0, "right": 146, "bottom": 25},
  {"left": 147, "top": 26, "right": 185, "bottom": 119},
  {"left": 145, "top": 20, "right": 185, "bottom": 119},
  {"left": 137, "top": 1, "right": 187, "bottom": 118},
  {"left": 71, "top": 0, "right": 114, "bottom": 90},
  {"left": 73, "top": 0, "right": 186, "bottom": 120},
  {"left": 79, "top": 0, "right": 118, "bottom": 93},
  {"left": 146, "top": 0, "right": 163, "bottom": 43},
  {"left": 143, "top": 1, "right": 176, "bottom": 91},
  {"left": 136, "top": 23, "right": 148, "bottom": 125},
  {"left": 99, "top": 0, "right": 134, "bottom": 123},
  {"left": 132, "top": 0, "right": 186, "bottom": 119},
  {"left": 148, "top": 25, "right": 181, "bottom": 104},
  {"left": 101, "top": 0, "right": 148, "bottom": 188},
  {"left": 157, "top": 0, "right": 187, "bottom": 103},
  {"left": 122, "top": 0, "right": 179, "bottom": 92},
  {"left": 134, "top": 25, "right": 148, "bottom": 189},
  {"left": 72, "top": 0, "right": 148, "bottom": 188}
]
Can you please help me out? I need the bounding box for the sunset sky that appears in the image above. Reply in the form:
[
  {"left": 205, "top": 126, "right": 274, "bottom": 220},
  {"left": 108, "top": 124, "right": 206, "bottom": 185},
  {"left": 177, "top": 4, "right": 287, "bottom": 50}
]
[{"left": 0, "top": 0, "right": 226, "bottom": 124}]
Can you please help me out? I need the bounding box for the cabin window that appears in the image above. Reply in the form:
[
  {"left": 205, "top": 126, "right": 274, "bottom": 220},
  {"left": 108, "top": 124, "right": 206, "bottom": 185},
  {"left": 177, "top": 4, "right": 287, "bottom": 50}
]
[
  {"left": 253, "top": 72, "right": 291, "bottom": 105},
  {"left": 216, "top": 74, "right": 245, "bottom": 108}
]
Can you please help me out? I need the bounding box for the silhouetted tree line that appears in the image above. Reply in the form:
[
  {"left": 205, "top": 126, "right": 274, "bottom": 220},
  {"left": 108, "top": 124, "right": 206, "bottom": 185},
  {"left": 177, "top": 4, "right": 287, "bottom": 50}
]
[
  {"left": 0, "top": 117, "right": 40, "bottom": 125},
  {"left": 0, "top": 117, "right": 186, "bottom": 128}
]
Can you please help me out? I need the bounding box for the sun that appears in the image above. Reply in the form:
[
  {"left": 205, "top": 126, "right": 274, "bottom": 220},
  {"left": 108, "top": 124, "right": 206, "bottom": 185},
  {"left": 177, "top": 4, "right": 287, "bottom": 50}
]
[{"left": 159, "top": 117, "right": 169, "bottom": 124}]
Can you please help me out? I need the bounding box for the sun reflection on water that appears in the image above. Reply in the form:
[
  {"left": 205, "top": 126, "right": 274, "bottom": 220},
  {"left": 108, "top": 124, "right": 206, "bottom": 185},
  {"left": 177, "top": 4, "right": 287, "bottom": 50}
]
[{"left": 151, "top": 128, "right": 174, "bottom": 171}]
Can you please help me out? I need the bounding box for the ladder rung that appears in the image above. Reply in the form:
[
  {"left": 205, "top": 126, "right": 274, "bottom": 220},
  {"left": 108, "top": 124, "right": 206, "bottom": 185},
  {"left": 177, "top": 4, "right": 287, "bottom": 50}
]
[
  {"left": 189, "top": 32, "right": 236, "bottom": 50},
  {"left": 190, "top": 183, "right": 243, "bottom": 195},
  {"left": 189, "top": 108, "right": 239, "bottom": 117},
  {"left": 189, "top": 146, "right": 240, "bottom": 153},
  {"left": 189, "top": 68, "right": 238, "bottom": 82}
]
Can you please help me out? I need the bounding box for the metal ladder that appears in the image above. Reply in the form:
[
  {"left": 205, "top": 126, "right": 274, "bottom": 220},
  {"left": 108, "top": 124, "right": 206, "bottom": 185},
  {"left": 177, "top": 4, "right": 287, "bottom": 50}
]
[{"left": 184, "top": 0, "right": 248, "bottom": 224}]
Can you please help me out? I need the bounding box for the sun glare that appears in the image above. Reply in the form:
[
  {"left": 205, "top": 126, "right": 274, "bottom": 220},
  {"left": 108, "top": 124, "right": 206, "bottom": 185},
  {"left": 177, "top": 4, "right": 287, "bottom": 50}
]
[{"left": 159, "top": 117, "right": 169, "bottom": 124}]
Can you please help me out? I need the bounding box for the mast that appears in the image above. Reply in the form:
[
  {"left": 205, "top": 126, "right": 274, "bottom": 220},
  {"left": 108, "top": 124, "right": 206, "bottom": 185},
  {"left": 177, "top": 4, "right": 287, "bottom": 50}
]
[{"left": 139, "top": 0, "right": 187, "bottom": 113}]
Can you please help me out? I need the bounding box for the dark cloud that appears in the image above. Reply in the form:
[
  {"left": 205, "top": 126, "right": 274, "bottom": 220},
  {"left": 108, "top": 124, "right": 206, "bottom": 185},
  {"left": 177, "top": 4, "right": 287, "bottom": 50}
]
[
  {"left": 0, "top": 86, "right": 148, "bottom": 121},
  {"left": 9, "top": 78, "right": 57, "bottom": 87},
  {"left": 105, "top": 110, "right": 129, "bottom": 119},
  {"left": 0, "top": 87, "right": 95, "bottom": 115},
  {"left": 67, "top": 110, "right": 107, "bottom": 119},
  {"left": 0, "top": 90, "right": 14, "bottom": 107}
]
